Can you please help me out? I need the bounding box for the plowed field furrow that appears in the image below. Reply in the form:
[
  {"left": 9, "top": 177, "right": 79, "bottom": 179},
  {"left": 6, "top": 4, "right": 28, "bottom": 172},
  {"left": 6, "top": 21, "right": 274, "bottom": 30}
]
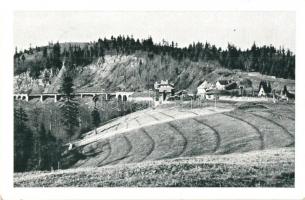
[
  {"left": 97, "top": 143, "right": 112, "bottom": 167},
  {"left": 75, "top": 141, "right": 112, "bottom": 168},
  {"left": 125, "top": 117, "right": 129, "bottom": 130},
  {"left": 264, "top": 110, "right": 295, "bottom": 121},
  {"left": 167, "top": 123, "right": 188, "bottom": 157},
  {"left": 146, "top": 113, "right": 160, "bottom": 121},
  {"left": 158, "top": 111, "right": 175, "bottom": 119},
  {"left": 161, "top": 109, "right": 193, "bottom": 118},
  {"left": 144, "top": 123, "right": 186, "bottom": 161},
  {"left": 119, "top": 128, "right": 156, "bottom": 164},
  {"left": 139, "top": 128, "right": 156, "bottom": 161},
  {"left": 178, "top": 110, "right": 199, "bottom": 116},
  {"left": 98, "top": 135, "right": 132, "bottom": 166},
  {"left": 250, "top": 112, "right": 295, "bottom": 147},
  {"left": 258, "top": 110, "right": 295, "bottom": 134},
  {"left": 96, "top": 123, "right": 119, "bottom": 134},
  {"left": 128, "top": 118, "right": 139, "bottom": 130},
  {"left": 229, "top": 111, "right": 292, "bottom": 148},
  {"left": 191, "top": 118, "right": 221, "bottom": 153},
  {"left": 109, "top": 135, "right": 133, "bottom": 165},
  {"left": 195, "top": 114, "right": 261, "bottom": 154},
  {"left": 74, "top": 157, "right": 91, "bottom": 168},
  {"left": 169, "top": 118, "right": 218, "bottom": 157},
  {"left": 222, "top": 113, "right": 264, "bottom": 150},
  {"left": 68, "top": 105, "right": 295, "bottom": 169},
  {"left": 115, "top": 123, "right": 120, "bottom": 131},
  {"left": 135, "top": 118, "right": 141, "bottom": 126},
  {"left": 123, "top": 135, "right": 132, "bottom": 155}
]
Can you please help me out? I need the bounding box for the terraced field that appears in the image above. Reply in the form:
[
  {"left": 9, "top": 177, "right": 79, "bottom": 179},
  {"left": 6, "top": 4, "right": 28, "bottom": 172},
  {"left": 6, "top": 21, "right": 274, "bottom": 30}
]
[
  {"left": 69, "top": 102, "right": 294, "bottom": 168},
  {"left": 14, "top": 102, "right": 295, "bottom": 187}
]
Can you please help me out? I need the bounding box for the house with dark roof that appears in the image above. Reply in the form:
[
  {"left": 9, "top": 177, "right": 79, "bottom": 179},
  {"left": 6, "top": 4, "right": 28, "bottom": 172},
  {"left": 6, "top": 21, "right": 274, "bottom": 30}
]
[
  {"left": 224, "top": 82, "right": 238, "bottom": 90},
  {"left": 281, "top": 85, "right": 295, "bottom": 100},
  {"left": 258, "top": 81, "right": 272, "bottom": 97}
]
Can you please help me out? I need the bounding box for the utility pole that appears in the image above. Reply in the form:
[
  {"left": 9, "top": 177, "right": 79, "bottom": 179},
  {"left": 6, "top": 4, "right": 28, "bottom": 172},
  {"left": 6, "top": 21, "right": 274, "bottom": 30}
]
[
  {"left": 214, "top": 95, "right": 217, "bottom": 110},
  {"left": 148, "top": 89, "right": 150, "bottom": 108},
  {"left": 50, "top": 109, "right": 52, "bottom": 131}
]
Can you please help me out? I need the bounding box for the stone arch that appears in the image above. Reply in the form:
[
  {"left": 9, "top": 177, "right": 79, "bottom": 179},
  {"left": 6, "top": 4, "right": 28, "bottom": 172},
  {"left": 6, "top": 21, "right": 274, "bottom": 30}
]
[
  {"left": 118, "top": 94, "right": 122, "bottom": 101},
  {"left": 123, "top": 95, "right": 127, "bottom": 102},
  {"left": 22, "top": 96, "right": 26, "bottom": 100}
]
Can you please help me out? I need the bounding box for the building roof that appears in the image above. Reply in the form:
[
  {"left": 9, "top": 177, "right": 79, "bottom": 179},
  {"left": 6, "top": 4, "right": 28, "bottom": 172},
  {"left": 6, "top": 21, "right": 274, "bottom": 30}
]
[
  {"left": 198, "top": 80, "right": 215, "bottom": 90},
  {"left": 205, "top": 89, "right": 221, "bottom": 95},
  {"left": 225, "top": 82, "right": 238, "bottom": 90},
  {"left": 158, "top": 85, "right": 174, "bottom": 93},
  {"left": 217, "top": 80, "right": 229, "bottom": 85},
  {"left": 197, "top": 80, "right": 207, "bottom": 87},
  {"left": 175, "top": 90, "right": 188, "bottom": 95},
  {"left": 154, "top": 80, "right": 174, "bottom": 92}
]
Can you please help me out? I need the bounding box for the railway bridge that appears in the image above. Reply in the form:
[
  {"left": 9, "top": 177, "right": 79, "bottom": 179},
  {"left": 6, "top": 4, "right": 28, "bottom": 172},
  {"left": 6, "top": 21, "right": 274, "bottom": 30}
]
[{"left": 14, "top": 91, "right": 134, "bottom": 103}]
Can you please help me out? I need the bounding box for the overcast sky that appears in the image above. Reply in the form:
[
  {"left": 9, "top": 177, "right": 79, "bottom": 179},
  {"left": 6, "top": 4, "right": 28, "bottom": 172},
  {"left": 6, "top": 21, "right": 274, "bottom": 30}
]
[{"left": 14, "top": 11, "right": 295, "bottom": 52}]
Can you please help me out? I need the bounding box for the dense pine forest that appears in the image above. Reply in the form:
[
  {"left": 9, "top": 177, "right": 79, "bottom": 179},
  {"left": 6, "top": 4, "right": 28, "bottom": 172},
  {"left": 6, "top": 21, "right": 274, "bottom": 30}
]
[{"left": 14, "top": 35, "right": 295, "bottom": 80}]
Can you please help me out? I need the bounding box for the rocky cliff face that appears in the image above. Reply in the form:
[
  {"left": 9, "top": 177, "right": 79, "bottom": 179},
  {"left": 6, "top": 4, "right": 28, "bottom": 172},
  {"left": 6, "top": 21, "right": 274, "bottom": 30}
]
[
  {"left": 14, "top": 53, "right": 295, "bottom": 94},
  {"left": 14, "top": 71, "right": 45, "bottom": 94},
  {"left": 13, "top": 55, "right": 143, "bottom": 94}
]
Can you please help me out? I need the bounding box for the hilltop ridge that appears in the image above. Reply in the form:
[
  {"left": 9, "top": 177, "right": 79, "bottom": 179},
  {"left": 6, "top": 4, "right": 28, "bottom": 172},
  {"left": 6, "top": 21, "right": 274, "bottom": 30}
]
[
  {"left": 14, "top": 36, "right": 295, "bottom": 94},
  {"left": 14, "top": 53, "right": 295, "bottom": 95}
]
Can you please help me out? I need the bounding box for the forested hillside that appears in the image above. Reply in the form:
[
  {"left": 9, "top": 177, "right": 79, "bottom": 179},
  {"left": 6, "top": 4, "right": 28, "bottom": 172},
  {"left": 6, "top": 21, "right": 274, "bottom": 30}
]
[{"left": 14, "top": 36, "right": 295, "bottom": 91}]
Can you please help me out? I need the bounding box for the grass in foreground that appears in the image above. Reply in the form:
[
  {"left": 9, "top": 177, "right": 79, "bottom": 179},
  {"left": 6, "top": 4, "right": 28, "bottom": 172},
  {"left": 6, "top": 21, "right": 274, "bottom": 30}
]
[{"left": 14, "top": 147, "right": 294, "bottom": 187}]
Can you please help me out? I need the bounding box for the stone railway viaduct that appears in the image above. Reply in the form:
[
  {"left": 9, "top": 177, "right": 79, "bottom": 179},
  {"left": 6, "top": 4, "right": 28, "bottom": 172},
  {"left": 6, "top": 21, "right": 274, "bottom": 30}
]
[{"left": 13, "top": 91, "right": 134, "bottom": 103}]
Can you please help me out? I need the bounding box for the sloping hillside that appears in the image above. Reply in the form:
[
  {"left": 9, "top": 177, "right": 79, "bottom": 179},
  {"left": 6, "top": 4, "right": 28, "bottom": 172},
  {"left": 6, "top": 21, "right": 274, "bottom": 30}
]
[
  {"left": 14, "top": 101, "right": 295, "bottom": 187},
  {"left": 61, "top": 102, "right": 294, "bottom": 169}
]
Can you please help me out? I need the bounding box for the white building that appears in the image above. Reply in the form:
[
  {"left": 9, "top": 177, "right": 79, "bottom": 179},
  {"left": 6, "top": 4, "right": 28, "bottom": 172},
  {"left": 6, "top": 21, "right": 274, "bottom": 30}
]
[
  {"left": 197, "top": 80, "right": 214, "bottom": 99},
  {"left": 205, "top": 90, "right": 220, "bottom": 100},
  {"left": 215, "top": 80, "right": 230, "bottom": 90},
  {"left": 258, "top": 87, "right": 266, "bottom": 97}
]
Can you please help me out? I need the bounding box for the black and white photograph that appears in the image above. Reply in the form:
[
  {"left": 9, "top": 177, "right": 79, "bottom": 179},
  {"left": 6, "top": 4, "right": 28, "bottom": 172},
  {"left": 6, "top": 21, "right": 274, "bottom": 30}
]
[{"left": 1, "top": 0, "right": 305, "bottom": 199}]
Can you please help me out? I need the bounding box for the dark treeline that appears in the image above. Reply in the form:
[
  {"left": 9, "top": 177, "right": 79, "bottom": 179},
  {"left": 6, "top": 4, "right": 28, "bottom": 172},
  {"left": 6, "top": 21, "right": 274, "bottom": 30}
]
[
  {"left": 14, "top": 106, "right": 62, "bottom": 172},
  {"left": 14, "top": 35, "right": 295, "bottom": 80}
]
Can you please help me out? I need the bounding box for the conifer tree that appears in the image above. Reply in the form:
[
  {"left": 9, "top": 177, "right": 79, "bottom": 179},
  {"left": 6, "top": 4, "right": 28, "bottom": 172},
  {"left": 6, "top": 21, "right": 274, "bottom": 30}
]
[
  {"left": 52, "top": 42, "right": 62, "bottom": 70},
  {"left": 91, "top": 96, "right": 101, "bottom": 134},
  {"left": 14, "top": 106, "right": 33, "bottom": 172},
  {"left": 59, "top": 72, "right": 79, "bottom": 139}
]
